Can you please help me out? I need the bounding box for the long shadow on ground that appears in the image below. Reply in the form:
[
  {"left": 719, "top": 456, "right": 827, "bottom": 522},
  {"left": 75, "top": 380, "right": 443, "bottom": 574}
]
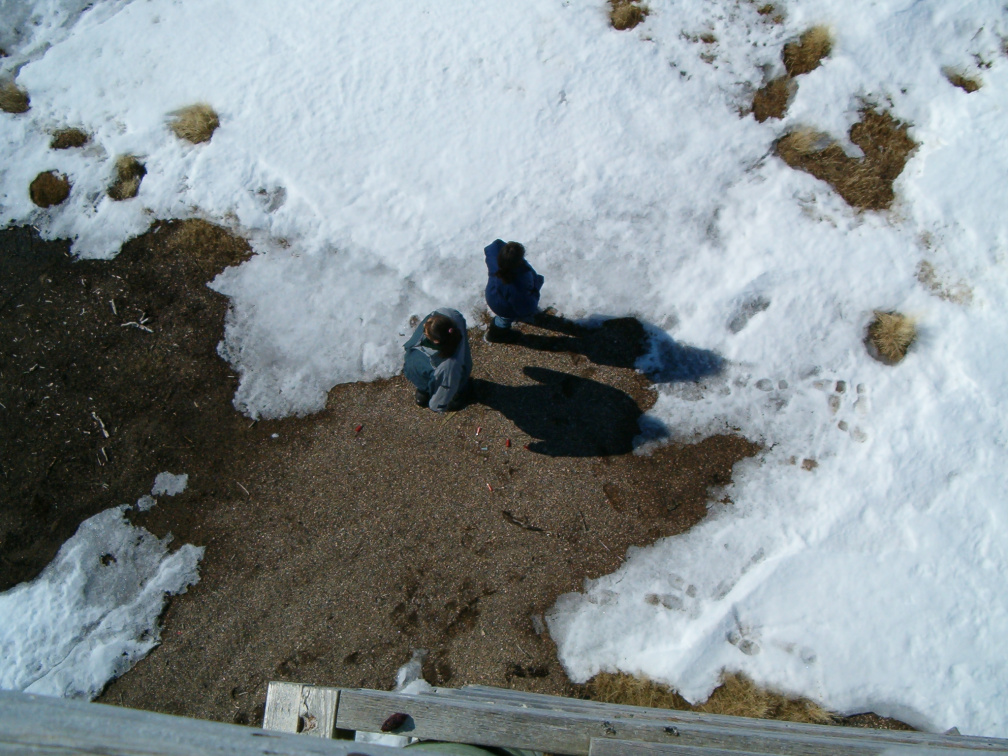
[
  {"left": 473, "top": 368, "right": 656, "bottom": 457},
  {"left": 519, "top": 313, "right": 724, "bottom": 383}
]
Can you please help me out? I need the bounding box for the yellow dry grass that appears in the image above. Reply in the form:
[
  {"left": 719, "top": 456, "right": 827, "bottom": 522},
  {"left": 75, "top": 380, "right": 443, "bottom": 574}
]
[
  {"left": 867, "top": 311, "right": 916, "bottom": 364},
  {"left": 587, "top": 671, "right": 833, "bottom": 724},
  {"left": 776, "top": 109, "right": 917, "bottom": 211},
  {"left": 783, "top": 26, "right": 832, "bottom": 76},
  {"left": 168, "top": 103, "right": 220, "bottom": 144},
  {"left": 752, "top": 76, "right": 793, "bottom": 122},
  {"left": 610, "top": 0, "right": 649, "bottom": 31},
  {"left": 29, "top": 171, "right": 71, "bottom": 208},
  {"left": 51, "top": 128, "right": 90, "bottom": 150},
  {"left": 0, "top": 80, "right": 30, "bottom": 114},
  {"left": 944, "top": 70, "right": 981, "bottom": 93},
  {"left": 107, "top": 155, "right": 147, "bottom": 201}
]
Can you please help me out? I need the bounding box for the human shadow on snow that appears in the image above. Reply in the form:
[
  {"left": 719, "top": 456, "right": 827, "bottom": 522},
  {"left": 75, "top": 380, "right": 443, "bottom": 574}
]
[
  {"left": 473, "top": 368, "right": 662, "bottom": 458},
  {"left": 519, "top": 313, "right": 724, "bottom": 383}
]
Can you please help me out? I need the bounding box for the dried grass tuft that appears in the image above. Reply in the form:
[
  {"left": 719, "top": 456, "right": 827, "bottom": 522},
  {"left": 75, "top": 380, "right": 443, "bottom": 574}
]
[
  {"left": 610, "top": 0, "right": 649, "bottom": 31},
  {"left": 752, "top": 76, "right": 794, "bottom": 122},
  {"left": 586, "top": 671, "right": 833, "bottom": 724},
  {"left": 51, "top": 128, "right": 90, "bottom": 150},
  {"left": 944, "top": 69, "right": 981, "bottom": 93},
  {"left": 29, "top": 171, "right": 71, "bottom": 208},
  {"left": 776, "top": 109, "right": 917, "bottom": 211},
  {"left": 783, "top": 26, "right": 832, "bottom": 76},
  {"left": 107, "top": 155, "right": 147, "bottom": 201},
  {"left": 0, "top": 80, "right": 30, "bottom": 114},
  {"left": 867, "top": 311, "right": 916, "bottom": 364},
  {"left": 168, "top": 102, "right": 220, "bottom": 144}
]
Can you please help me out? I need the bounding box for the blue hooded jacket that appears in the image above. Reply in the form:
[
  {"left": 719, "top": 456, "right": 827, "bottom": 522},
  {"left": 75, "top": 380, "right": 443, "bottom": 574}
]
[
  {"left": 402, "top": 308, "right": 472, "bottom": 412},
  {"left": 484, "top": 239, "right": 544, "bottom": 320}
]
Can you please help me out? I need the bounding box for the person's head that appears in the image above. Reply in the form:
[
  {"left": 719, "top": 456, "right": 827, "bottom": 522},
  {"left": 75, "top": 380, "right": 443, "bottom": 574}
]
[
  {"left": 424, "top": 313, "right": 462, "bottom": 357},
  {"left": 496, "top": 241, "right": 526, "bottom": 283}
]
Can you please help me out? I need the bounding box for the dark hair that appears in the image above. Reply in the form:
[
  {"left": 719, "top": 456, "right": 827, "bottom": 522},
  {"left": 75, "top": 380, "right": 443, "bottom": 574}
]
[
  {"left": 426, "top": 313, "right": 462, "bottom": 357},
  {"left": 495, "top": 241, "right": 526, "bottom": 284}
]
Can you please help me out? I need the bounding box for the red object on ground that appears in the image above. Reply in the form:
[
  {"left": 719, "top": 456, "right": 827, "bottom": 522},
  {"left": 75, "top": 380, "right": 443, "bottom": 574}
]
[
  {"left": 354, "top": 424, "right": 363, "bottom": 433},
  {"left": 524, "top": 444, "right": 530, "bottom": 450},
  {"left": 505, "top": 438, "right": 511, "bottom": 448},
  {"left": 486, "top": 483, "right": 493, "bottom": 492},
  {"left": 476, "top": 426, "right": 482, "bottom": 435}
]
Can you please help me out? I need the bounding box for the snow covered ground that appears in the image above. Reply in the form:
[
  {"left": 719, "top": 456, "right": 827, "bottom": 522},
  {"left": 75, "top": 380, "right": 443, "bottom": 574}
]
[{"left": 2, "top": 0, "right": 1008, "bottom": 737}]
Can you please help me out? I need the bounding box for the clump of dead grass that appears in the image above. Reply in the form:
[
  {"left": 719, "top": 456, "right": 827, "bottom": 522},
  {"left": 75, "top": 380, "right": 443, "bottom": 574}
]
[
  {"left": 866, "top": 311, "right": 916, "bottom": 365},
  {"left": 107, "top": 155, "right": 147, "bottom": 201},
  {"left": 168, "top": 103, "right": 219, "bottom": 144},
  {"left": 776, "top": 109, "right": 917, "bottom": 211},
  {"left": 610, "top": 0, "right": 649, "bottom": 31},
  {"left": 783, "top": 26, "right": 832, "bottom": 76},
  {"left": 51, "top": 128, "right": 90, "bottom": 150},
  {"left": 29, "top": 171, "right": 71, "bottom": 208},
  {"left": 0, "top": 80, "right": 30, "bottom": 114},
  {"left": 586, "top": 671, "right": 833, "bottom": 724},
  {"left": 752, "top": 76, "right": 794, "bottom": 122},
  {"left": 943, "top": 69, "right": 981, "bottom": 93},
  {"left": 756, "top": 3, "right": 784, "bottom": 23}
]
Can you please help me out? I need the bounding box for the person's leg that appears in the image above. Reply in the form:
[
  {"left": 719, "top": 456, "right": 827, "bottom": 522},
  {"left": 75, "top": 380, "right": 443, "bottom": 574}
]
[
  {"left": 414, "top": 388, "right": 430, "bottom": 407},
  {"left": 493, "top": 315, "right": 513, "bottom": 329}
]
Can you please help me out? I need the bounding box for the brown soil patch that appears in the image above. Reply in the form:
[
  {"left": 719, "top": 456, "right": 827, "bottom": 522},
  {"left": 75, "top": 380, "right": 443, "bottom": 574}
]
[
  {"left": 52, "top": 128, "right": 90, "bottom": 150},
  {"left": 944, "top": 70, "right": 981, "bottom": 93},
  {"left": 610, "top": 1, "right": 649, "bottom": 31},
  {"left": 776, "top": 109, "right": 917, "bottom": 210},
  {"left": 169, "top": 103, "right": 220, "bottom": 144},
  {"left": 783, "top": 26, "right": 831, "bottom": 77},
  {"left": 752, "top": 76, "right": 793, "bottom": 122},
  {"left": 29, "top": 171, "right": 71, "bottom": 208},
  {"left": 108, "top": 155, "right": 147, "bottom": 201},
  {"left": 0, "top": 80, "right": 29, "bottom": 114},
  {"left": 1, "top": 222, "right": 761, "bottom": 727}
]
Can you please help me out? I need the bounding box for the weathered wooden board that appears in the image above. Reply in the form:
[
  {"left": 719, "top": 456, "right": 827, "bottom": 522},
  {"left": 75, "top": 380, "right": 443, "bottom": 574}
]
[
  {"left": 0, "top": 690, "right": 454, "bottom": 756},
  {"left": 263, "top": 681, "right": 339, "bottom": 738},
  {"left": 451, "top": 685, "right": 1008, "bottom": 753},
  {"left": 335, "top": 688, "right": 1006, "bottom": 756},
  {"left": 589, "top": 739, "right": 783, "bottom": 756}
]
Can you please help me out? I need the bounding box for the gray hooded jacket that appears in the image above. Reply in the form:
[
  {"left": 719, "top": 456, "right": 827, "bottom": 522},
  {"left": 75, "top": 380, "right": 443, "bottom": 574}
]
[{"left": 402, "top": 308, "right": 472, "bottom": 411}]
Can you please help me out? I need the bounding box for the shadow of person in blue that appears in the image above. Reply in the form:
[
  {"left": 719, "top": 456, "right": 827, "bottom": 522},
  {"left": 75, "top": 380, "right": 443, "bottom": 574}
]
[
  {"left": 473, "top": 367, "right": 667, "bottom": 457},
  {"left": 515, "top": 314, "right": 724, "bottom": 384}
]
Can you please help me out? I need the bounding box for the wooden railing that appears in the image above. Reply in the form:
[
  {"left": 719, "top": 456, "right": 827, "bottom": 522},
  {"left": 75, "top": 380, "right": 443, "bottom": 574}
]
[{"left": 264, "top": 681, "right": 1008, "bottom": 755}]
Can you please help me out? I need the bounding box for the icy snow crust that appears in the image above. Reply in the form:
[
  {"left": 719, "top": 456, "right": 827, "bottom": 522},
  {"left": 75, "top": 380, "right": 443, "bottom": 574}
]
[
  {"left": 2, "top": 0, "right": 1008, "bottom": 737},
  {"left": 0, "top": 506, "right": 202, "bottom": 699}
]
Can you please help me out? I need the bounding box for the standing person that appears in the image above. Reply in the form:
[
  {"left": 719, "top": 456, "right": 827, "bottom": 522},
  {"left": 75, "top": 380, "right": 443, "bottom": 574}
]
[
  {"left": 484, "top": 239, "right": 544, "bottom": 343},
  {"left": 403, "top": 308, "right": 473, "bottom": 412}
]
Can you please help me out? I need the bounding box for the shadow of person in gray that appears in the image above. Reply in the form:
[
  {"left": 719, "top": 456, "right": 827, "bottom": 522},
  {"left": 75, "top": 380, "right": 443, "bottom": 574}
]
[
  {"left": 473, "top": 367, "right": 667, "bottom": 457},
  {"left": 516, "top": 314, "right": 725, "bottom": 383}
]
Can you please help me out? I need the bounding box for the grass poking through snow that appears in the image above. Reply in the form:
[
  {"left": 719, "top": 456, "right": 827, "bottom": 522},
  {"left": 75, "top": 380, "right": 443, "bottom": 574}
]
[
  {"left": 586, "top": 671, "right": 833, "bottom": 724},
  {"left": 783, "top": 26, "right": 832, "bottom": 76},
  {"left": 51, "top": 128, "right": 90, "bottom": 150},
  {"left": 0, "top": 80, "right": 30, "bottom": 114},
  {"left": 107, "top": 155, "right": 147, "bottom": 201},
  {"left": 168, "top": 103, "right": 220, "bottom": 144},
  {"left": 776, "top": 109, "right": 917, "bottom": 211},
  {"left": 867, "top": 311, "right": 916, "bottom": 364},
  {"left": 29, "top": 171, "right": 71, "bottom": 208},
  {"left": 944, "top": 70, "right": 981, "bottom": 93},
  {"left": 610, "top": 0, "right": 649, "bottom": 30},
  {"left": 752, "top": 76, "right": 793, "bottom": 122}
]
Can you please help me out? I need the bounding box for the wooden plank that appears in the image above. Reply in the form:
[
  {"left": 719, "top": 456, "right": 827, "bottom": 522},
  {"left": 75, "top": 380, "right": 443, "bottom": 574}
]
[
  {"left": 452, "top": 685, "right": 1008, "bottom": 753},
  {"left": 0, "top": 690, "right": 457, "bottom": 756},
  {"left": 263, "top": 681, "right": 303, "bottom": 733},
  {"left": 335, "top": 688, "right": 1005, "bottom": 756},
  {"left": 303, "top": 685, "right": 339, "bottom": 738},
  {"left": 589, "top": 739, "right": 779, "bottom": 756}
]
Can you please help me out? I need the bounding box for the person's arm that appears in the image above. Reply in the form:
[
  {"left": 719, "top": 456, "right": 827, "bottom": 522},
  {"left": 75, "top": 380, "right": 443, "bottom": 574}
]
[{"left": 427, "top": 360, "right": 461, "bottom": 412}]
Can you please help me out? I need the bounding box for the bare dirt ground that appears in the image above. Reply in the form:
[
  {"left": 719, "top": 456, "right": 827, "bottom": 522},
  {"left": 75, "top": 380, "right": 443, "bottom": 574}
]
[{"left": 1, "top": 220, "right": 763, "bottom": 725}]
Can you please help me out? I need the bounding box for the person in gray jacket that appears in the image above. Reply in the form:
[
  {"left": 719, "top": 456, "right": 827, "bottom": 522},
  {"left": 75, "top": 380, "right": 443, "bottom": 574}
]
[{"left": 403, "top": 308, "right": 473, "bottom": 412}]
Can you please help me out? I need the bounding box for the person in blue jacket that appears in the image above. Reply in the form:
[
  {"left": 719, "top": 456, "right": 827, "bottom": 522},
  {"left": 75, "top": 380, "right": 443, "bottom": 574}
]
[
  {"left": 403, "top": 308, "right": 473, "bottom": 412},
  {"left": 484, "top": 239, "right": 544, "bottom": 343}
]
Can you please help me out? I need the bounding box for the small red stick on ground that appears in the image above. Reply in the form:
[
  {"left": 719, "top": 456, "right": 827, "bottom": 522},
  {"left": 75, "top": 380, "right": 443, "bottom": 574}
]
[
  {"left": 505, "top": 438, "right": 511, "bottom": 448},
  {"left": 486, "top": 483, "right": 493, "bottom": 492},
  {"left": 354, "top": 424, "right": 363, "bottom": 433},
  {"left": 476, "top": 426, "right": 482, "bottom": 435}
]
